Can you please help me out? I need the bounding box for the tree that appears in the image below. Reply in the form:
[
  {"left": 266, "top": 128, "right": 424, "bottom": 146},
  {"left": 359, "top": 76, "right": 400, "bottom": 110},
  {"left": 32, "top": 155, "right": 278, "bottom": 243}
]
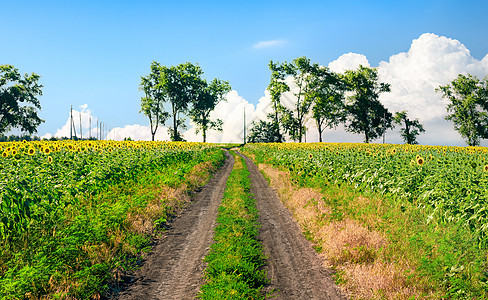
[
  {"left": 393, "top": 110, "right": 425, "bottom": 144},
  {"left": 437, "top": 74, "right": 488, "bottom": 146},
  {"left": 139, "top": 61, "right": 169, "bottom": 141},
  {"left": 268, "top": 57, "right": 315, "bottom": 142},
  {"left": 0, "top": 65, "right": 44, "bottom": 135},
  {"left": 164, "top": 62, "right": 205, "bottom": 141},
  {"left": 189, "top": 78, "right": 231, "bottom": 142},
  {"left": 247, "top": 120, "right": 282, "bottom": 143},
  {"left": 307, "top": 66, "right": 345, "bottom": 142},
  {"left": 343, "top": 65, "right": 392, "bottom": 143},
  {"left": 267, "top": 61, "right": 290, "bottom": 143}
]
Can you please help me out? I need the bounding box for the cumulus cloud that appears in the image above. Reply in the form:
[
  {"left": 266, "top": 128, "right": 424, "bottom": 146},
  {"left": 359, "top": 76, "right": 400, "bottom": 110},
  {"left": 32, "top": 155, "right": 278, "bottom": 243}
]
[
  {"left": 313, "top": 34, "right": 488, "bottom": 146},
  {"left": 184, "top": 90, "right": 274, "bottom": 143},
  {"left": 252, "top": 39, "right": 286, "bottom": 49},
  {"left": 107, "top": 124, "right": 171, "bottom": 141},
  {"left": 41, "top": 104, "right": 101, "bottom": 139},
  {"left": 328, "top": 53, "right": 370, "bottom": 73}
]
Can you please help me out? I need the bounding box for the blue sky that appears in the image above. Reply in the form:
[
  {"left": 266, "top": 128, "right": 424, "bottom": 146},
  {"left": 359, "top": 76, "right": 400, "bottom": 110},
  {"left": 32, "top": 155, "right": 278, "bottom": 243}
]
[{"left": 2, "top": 0, "right": 488, "bottom": 144}]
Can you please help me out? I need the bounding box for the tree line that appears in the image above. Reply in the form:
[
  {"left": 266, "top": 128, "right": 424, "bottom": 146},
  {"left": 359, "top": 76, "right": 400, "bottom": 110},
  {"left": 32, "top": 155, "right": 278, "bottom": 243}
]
[
  {"left": 1, "top": 61, "right": 487, "bottom": 146},
  {"left": 139, "top": 61, "right": 231, "bottom": 142},
  {"left": 247, "top": 56, "right": 488, "bottom": 146}
]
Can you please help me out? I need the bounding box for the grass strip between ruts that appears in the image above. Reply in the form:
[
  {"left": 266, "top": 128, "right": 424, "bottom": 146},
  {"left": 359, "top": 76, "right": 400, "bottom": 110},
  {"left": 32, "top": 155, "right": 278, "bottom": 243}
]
[{"left": 198, "top": 152, "right": 270, "bottom": 299}]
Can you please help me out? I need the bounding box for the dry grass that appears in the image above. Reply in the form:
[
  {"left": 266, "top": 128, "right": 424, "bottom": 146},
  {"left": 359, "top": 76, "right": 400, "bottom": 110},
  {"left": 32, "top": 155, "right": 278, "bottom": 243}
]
[{"left": 258, "top": 163, "right": 430, "bottom": 300}]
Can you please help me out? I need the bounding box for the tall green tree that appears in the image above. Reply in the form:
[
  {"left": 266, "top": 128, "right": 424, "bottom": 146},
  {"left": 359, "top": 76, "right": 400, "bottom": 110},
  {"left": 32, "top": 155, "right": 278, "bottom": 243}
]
[
  {"left": 0, "top": 65, "right": 44, "bottom": 135},
  {"left": 437, "top": 74, "right": 488, "bottom": 146},
  {"left": 189, "top": 78, "right": 231, "bottom": 142},
  {"left": 139, "top": 61, "right": 169, "bottom": 141},
  {"left": 393, "top": 110, "right": 425, "bottom": 144},
  {"left": 247, "top": 120, "right": 282, "bottom": 143},
  {"left": 269, "top": 56, "right": 317, "bottom": 142},
  {"left": 165, "top": 62, "right": 205, "bottom": 141},
  {"left": 267, "top": 61, "right": 290, "bottom": 143},
  {"left": 343, "top": 65, "right": 392, "bottom": 143},
  {"left": 307, "top": 66, "right": 345, "bottom": 142}
]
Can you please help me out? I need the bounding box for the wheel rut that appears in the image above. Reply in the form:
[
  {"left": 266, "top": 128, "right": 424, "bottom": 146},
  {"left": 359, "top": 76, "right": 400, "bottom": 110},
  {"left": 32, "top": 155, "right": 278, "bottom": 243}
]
[
  {"left": 239, "top": 152, "right": 345, "bottom": 300},
  {"left": 115, "top": 150, "right": 344, "bottom": 300},
  {"left": 115, "top": 151, "right": 234, "bottom": 300}
]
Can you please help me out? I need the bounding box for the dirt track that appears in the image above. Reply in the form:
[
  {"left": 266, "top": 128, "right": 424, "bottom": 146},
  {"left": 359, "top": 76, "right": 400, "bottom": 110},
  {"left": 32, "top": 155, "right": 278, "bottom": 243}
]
[
  {"left": 115, "top": 150, "right": 344, "bottom": 299},
  {"left": 115, "top": 151, "right": 234, "bottom": 300},
  {"left": 239, "top": 152, "right": 345, "bottom": 300}
]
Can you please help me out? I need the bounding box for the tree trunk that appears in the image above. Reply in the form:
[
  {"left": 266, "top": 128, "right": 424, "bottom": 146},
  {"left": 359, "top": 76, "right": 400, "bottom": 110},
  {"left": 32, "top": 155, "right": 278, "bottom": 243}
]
[{"left": 317, "top": 119, "right": 323, "bottom": 143}]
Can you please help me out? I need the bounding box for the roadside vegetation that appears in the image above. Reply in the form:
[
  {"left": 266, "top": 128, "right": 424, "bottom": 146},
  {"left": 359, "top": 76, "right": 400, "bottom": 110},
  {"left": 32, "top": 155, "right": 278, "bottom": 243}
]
[
  {"left": 243, "top": 142, "right": 488, "bottom": 299},
  {"left": 0, "top": 140, "right": 225, "bottom": 299},
  {"left": 198, "top": 152, "right": 269, "bottom": 299}
]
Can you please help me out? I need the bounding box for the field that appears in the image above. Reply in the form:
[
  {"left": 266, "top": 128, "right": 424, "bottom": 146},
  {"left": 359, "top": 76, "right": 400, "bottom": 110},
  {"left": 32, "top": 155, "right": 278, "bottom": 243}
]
[
  {"left": 0, "top": 140, "right": 225, "bottom": 298},
  {"left": 243, "top": 142, "right": 488, "bottom": 298},
  {"left": 1, "top": 140, "right": 487, "bottom": 299}
]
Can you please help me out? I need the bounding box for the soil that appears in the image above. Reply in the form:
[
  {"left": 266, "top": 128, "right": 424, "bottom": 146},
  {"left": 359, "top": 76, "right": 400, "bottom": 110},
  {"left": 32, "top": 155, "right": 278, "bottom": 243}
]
[
  {"left": 239, "top": 152, "right": 345, "bottom": 300},
  {"left": 114, "top": 150, "right": 344, "bottom": 299},
  {"left": 114, "top": 151, "right": 234, "bottom": 300}
]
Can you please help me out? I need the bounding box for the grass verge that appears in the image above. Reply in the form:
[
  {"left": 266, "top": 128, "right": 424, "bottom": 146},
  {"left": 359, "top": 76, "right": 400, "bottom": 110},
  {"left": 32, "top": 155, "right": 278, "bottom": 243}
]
[
  {"left": 0, "top": 149, "right": 226, "bottom": 299},
  {"left": 198, "top": 152, "right": 269, "bottom": 300}
]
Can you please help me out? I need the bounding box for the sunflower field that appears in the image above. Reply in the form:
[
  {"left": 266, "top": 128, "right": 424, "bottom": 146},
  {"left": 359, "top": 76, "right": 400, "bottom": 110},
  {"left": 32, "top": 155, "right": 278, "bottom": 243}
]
[
  {"left": 243, "top": 142, "right": 488, "bottom": 297},
  {"left": 244, "top": 142, "right": 488, "bottom": 240},
  {"left": 0, "top": 140, "right": 224, "bottom": 298}
]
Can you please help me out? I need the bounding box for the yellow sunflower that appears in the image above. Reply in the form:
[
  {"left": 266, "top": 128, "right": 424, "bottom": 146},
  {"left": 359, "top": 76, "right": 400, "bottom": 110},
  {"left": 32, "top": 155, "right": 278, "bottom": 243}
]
[{"left": 416, "top": 156, "right": 425, "bottom": 166}]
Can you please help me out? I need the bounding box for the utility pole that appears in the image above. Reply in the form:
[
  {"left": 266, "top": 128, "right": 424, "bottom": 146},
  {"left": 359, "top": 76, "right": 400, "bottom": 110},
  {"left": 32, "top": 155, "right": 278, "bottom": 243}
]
[
  {"left": 80, "top": 112, "right": 82, "bottom": 140},
  {"left": 243, "top": 107, "right": 246, "bottom": 144},
  {"left": 70, "top": 105, "right": 73, "bottom": 139},
  {"left": 89, "top": 117, "right": 92, "bottom": 139}
]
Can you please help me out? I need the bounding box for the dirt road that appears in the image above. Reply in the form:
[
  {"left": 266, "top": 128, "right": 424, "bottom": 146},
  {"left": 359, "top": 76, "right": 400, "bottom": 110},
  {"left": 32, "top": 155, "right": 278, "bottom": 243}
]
[
  {"left": 115, "top": 150, "right": 343, "bottom": 299},
  {"left": 115, "top": 151, "right": 234, "bottom": 300},
  {"left": 239, "top": 153, "right": 345, "bottom": 300}
]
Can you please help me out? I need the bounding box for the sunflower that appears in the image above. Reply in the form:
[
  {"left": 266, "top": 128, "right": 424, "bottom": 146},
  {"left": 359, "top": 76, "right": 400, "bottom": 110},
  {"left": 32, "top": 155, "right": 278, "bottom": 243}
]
[
  {"left": 48, "top": 156, "right": 53, "bottom": 163},
  {"left": 2, "top": 151, "right": 8, "bottom": 158},
  {"left": 484, "top": 165, "right": 488, "bottom": 172},
  {"left": 14, "top": 153, "right": 21, "bottom": 159},
  {"left": 44, "top": 147, "right": 51, "bottom": 154},
  {"left": 416, "top": 156, "right": 425, "bottom": 166},
  {"left": 28, "top": 148, "right": 35, "bottom": 155},
  {"left": 308, "top": 153, "right": 313, "bottom": 159}
]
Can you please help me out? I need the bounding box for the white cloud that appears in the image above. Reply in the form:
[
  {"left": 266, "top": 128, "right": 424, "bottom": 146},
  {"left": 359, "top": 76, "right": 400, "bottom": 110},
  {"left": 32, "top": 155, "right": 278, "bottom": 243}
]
[
  {"left": 252, "top": 39, "right": 286, "bottom": 49},
  {"left": 328, "top": 53, "right": 370, "bottom": 73},
  {"left": 42, "top": 106, "right": 101, "bottom": 139},
  {"left": 107, "top": 124, "right": 171, "bottom": 141}
]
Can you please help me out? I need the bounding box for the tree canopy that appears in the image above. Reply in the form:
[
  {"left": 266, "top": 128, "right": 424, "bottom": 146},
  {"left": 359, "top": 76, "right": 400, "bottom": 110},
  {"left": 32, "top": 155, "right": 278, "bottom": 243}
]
[
  {"left": 189, "top": 78, "right": 231, "bottom": 142},
  {"left": 307, "top": 65, "right": 345, "bottom": 142},
  {"left": 437, "top": 74, "right": 488, "bottom": 146},
  {"left": 139, "top": 61, "right": 169, "bottom": 141},
  {"left": 0, "top": 65, "right": 44, "bottom": 135},
  {"left": 269, "top": 57, "right": 315, "bottom": 142},
  {"left": 393, "top": 110, "right": 425, "bottom": 144},
  {"left": 343, "top": 65, "right": 392, "bottom": 143},
  {"left": 140, "top": 61, "right": 229, "bottom": 142}
]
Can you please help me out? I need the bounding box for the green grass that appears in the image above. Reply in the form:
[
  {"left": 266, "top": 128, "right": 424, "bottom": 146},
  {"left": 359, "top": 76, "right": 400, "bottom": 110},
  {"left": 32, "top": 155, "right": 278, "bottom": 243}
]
[{"left": 198, "top": 152, "right": 270, "bottom": 299}]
